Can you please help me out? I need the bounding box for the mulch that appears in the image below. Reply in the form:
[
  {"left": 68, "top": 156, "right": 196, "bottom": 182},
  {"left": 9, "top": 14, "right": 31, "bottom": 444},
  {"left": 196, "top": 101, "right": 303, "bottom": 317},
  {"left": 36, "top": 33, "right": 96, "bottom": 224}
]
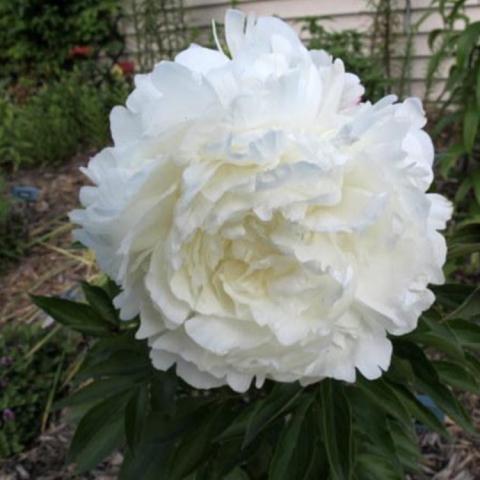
[
  {"left": 0, "top": 421, "right": 122, "bottom": 480},
  {"left": 0, "top": 153, "right": 480, "bottom": 479},
  {"left": 0, "top": 152, "right": 96, "bottom": 327}
]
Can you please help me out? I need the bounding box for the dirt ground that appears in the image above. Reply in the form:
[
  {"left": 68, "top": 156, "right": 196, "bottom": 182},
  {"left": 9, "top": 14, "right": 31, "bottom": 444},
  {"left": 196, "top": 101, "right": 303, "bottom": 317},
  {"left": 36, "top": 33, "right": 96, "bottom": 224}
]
[{"left": 1, "top": 154, "right": 480, "bottom": 479}]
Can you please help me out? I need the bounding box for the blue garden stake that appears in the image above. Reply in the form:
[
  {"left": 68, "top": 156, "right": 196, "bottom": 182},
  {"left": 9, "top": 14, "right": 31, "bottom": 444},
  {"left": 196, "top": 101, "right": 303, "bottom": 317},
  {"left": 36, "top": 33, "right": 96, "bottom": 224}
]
[
  {"left": 415, "top": 394, "right": 445, "bottom": 434},
  {"left": 61, "top": 286, "right": 81, "bottom": 301},
  {"left": 11, "top": 185, "right": 40, "bottom": 203}
]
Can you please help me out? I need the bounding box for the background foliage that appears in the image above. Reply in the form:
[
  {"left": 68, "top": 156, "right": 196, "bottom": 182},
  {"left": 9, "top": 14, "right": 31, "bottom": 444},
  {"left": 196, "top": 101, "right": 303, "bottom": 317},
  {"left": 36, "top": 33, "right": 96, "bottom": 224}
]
[
  {"left": 427, "top": 0, "right": 480, "bottom": 221},
  {"left": 0, "top": 323, "right": 78, "bottom": 458},
  {"left": 0, "top": 0, "right": 124, "bottom": 85},
  {"left": 0, "top": 71, "right": 129, "bottom": 169}
]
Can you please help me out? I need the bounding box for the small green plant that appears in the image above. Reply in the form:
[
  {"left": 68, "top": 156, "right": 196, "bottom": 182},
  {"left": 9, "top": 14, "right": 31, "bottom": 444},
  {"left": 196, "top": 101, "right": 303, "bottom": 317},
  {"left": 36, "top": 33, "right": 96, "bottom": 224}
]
[
  {"left": 0, "top": 176, "right": 9, "bottom": 225},
  {"left": 0, "top": 179, "right": 25, "bottom": 266},
  {"left": 0, "top": 322, "right": 78, "bottom": 458},
  {"left": 0, "top": 70, "right": 129, "bottom": 169},
  {"left": 303, "top": 18, "right": 388, "bottom": 101}
]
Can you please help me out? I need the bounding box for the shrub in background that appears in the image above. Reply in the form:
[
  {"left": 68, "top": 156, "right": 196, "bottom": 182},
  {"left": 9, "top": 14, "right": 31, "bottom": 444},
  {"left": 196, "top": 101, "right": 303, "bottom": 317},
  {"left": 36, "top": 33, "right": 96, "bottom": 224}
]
[
  {"left": 0, "top": 0, "right": 124, "bottom": 85},
  {"left": 0, "top": 70, "right": 129, "bottom": 169},
  {"left": 0, "top": 323, "right": 78, "bottom": 458}
]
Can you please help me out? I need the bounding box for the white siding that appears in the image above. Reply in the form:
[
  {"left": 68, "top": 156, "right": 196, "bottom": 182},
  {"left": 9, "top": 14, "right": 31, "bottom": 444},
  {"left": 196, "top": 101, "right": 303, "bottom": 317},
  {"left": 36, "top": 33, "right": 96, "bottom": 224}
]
[{"left": 124, "top": 0, "right": 480, "bottom": 99}]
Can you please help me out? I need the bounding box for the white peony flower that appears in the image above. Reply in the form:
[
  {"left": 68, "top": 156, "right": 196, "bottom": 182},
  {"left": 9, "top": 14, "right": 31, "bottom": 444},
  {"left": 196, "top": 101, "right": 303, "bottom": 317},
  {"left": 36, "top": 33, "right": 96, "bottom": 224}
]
[{"left": 71, "top": 10, "right": 452, "bottom": 392}]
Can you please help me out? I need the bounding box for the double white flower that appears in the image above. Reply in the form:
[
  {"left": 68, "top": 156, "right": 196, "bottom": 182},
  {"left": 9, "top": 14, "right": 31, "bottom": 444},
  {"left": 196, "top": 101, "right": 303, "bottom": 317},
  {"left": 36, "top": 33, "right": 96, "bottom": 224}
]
[{"left": 71, "top": 10, "right": 452, "bottom": 392}]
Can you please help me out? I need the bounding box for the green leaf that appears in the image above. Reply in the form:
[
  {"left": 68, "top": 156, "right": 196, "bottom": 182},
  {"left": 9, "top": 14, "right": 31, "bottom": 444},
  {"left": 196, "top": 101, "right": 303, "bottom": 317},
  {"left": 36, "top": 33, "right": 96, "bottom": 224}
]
[
  {"left": 125, "top": 385, "right": 149, "bottom": 454},
  {"left": 355, "top": 453, "right": 406, "bottom": 480},
  {"left": 476, "top": 69, "right": 480, "bottom": 107},
  {"left": 434, "top": 360, "right": 480, "bottom": 393},
  {"left": 81, "top": 281, "right": 119, "bottom": 325},
  {"left": 318, "top": 380, "right": 353, "bottom": 480},
  {"left": 428, "top": 28, "right": 444, "bottom": 49},
  {"left": 349, "top": 389, "right": 403, "bottom": 478},
  {"left": 223, "top": 468, "right": 250, "bottom": 480},
  {"left": 269, "top": 395, "right": 314, "bottom": 480},
  {"left": 121, "top": 400, "right": 214, "bottom": 480},
  {"left": 241, "top": 382, "right": 302, "bottom": 448},
  {"left": 457, "top": 21, "right": 480, "bottom": 68},
  {"left": 463, "top": 102, "right": 479, "bottom": 154},
  {"left": 291, "top": 406, "right": 328, "bottom": 479},
  {"left": 356, "top": 377, "right": 411, "bottom": 429},
  {"left": 432, "top": 284, "right": 477, "bottom": 309},
  {"left": 169, "top": 404, "right": 233, "bottom": 480},
  {"left": 389, "top": 419, "right": 421, "bottom": 473},
  {"left": 78, "top": 349, "right": 150, "bottom": 379},
  {"left": 454, "top": 177, "right": 473, "bottom": 204},
  {"left": 143, "top": 398, "right": 215, "bottom": 446},
  {"left": 31, "top": 295, "right": 114, "bottom": 337},
  {"left": 393, "top": 340, "right": 473, "bottom": 433},
  {"left": 446, "top": 318, "right": 480, "bottom": 348},
  {"left": 438, "top": 143, "right": 465, "bottom": 177},
  {"left": 406, "top": 316, "right": 464, "bottom": 361},
  {"left": 473, "top": 170, "right": 480, "bottom": 206},
  {"left": 386, "top": 382, "right": 449, "bottom": 438},
  {"left": 150, "top": 369, "right": 177, "bottom": 413},
  {"left": 69, "top": 390, "right": 131, "bottom": 472},
  {"left": 446, "top": 287, "right": 480, "bottom": 322},
  {"left": 55, "top": 377, "right": 135, "bottom": 409},
  {"left": 120, "top": 442, "right": 173, "bottom": 480},
  {"left": 208, "top": 437, "right": 249, "bottom": 479}
]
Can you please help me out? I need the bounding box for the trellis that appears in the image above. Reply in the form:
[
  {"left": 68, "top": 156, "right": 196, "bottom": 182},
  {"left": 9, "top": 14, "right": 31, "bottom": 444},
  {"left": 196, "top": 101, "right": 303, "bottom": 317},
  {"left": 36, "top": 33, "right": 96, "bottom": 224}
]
[{"left": 128, "top": 0, "right": 187, "bottom": 72}]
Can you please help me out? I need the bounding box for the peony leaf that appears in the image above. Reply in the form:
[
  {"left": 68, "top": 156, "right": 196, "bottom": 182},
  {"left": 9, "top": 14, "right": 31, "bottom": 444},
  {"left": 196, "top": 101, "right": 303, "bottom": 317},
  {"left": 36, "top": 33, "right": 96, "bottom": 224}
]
[
  {"left": 445, "top": 287, "right": 480, "bottom": 322},
  {"left": 356, "top": 377, "right": 411, "bottom": 429},
  {"left": 434, "top": 360, "right": 480, "bottom": 393},
  {"left": 350, "top": 389, "right": 404, "bottom": 478},
  {"left": 289, "top": 405, "right": 328, "bottom": 479},
  {"left": 223, "top": 468, "right": 250, "bottom": 480},
  {"left": 120, "top": 442, "right": 173, "bottom": 480},
  {"left": 207, "top": 437, "right": 251, "bottom": 479},
  {"left": 269, "top": 395, "right": 314, "bottom": 480},
  {"left": 81, "top": 281, "right": 119, "bottom": 325},
  {"left": 55, "top": 377, "right": 135, "bottom": 410},
  {"left": 69, "top": 390, "right": 131, "bottom": 473},
  {"left": 121, "top": 399, "right": 215, "bottom": 480},
  {"left": 150, "top": 369, "right": 177, "bottom": 413},
  {"left": 77, "top": 349, "right": 150, "bottom": 379},
  {"left": 125, "top": 384, "right": 149, "bottom": 454},
  {"left": 168, "top": 405, "right": 234, "bottom": 480},
  {"left": 406, "top": 316, "right": 464, "bottom": 361},
  {"left": 355, "top": 453, "right": 407, "bottom": 480},
  {"left": 389, "top": 419, "right": 422, "bottom": 473},
  {"left": 445, "top": 319, "right": 480, "bottom": 348},
  {"left": 393, "top": 340, "right": 474, "bottom": 433},
  {"left": 31, "top": 295, "right": 114, "bottom": 337},
  {"left": 432, "top": 284, "right": 477, "bottom": 309},
  {"left": 385, "top": 382, "right": 449, "bottom": 438},
  {"left": 241, "top": 382, "right": 302, "bottom": 448},
  {"left": 318, "top": 380, "right": 353, "bottom": 480}
]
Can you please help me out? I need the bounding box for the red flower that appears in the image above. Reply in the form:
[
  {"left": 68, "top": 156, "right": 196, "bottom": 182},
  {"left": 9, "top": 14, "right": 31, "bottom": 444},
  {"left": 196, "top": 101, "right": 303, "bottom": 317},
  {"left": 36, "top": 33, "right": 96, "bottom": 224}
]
[
  {"left": 70, "top": 45, "right": 93, "bottom": 58},
  {"left": 117, "top": 60, "right": 135, "bottom": 76}
]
